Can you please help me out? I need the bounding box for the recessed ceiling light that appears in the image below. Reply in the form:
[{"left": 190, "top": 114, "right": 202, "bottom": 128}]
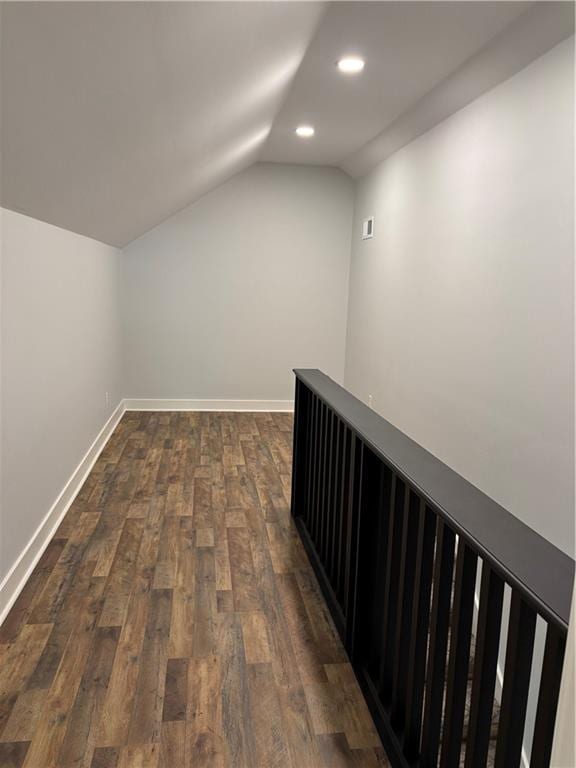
[
  {"left": 295, "top": 125, "right": 315, "bottom": 138},
  {"left": 337, "top": 57, "right": 365, "bottom": 74}
]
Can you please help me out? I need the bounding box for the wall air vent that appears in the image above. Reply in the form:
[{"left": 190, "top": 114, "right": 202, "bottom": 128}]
[{"left": 362, "top": 216, "right": 374, "bottom": 240}]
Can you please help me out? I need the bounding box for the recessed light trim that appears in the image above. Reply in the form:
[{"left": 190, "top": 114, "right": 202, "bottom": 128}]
[
  {"left": 295, "top": 125, "right": 315, "bottom": 138},
  {"left": 337, "top": 57, "right": 365, "bottom": 74}
]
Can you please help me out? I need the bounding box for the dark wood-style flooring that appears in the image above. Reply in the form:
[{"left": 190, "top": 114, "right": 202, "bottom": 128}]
[{"left": 0, "top": 411, "right": 387, "bottom": 768}]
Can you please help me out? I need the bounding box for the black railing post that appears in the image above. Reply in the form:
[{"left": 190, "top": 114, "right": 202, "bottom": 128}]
[
  {"left": 464, "top": 564, "right": 504, "bottom": 768},
  {"left": 403, "top": 501, "right": 436, "bottom": 761},
  {"left": 344, "top": 436, "right": 364, "bottom": 656},
  {"left": 420, "top": 520, "right": 456, "bottom": 768},
  {"left": 289, "top": 378, "right": 307, "bottom": 520},
  {"left": 494, "top": 592, "right": 537, "bottom": 768},
  {"left": 529, "top": 624, "right": 566, "bottom": 768},
  {"left": 440, "top": 543, "right": 478, "bottom": 768}
]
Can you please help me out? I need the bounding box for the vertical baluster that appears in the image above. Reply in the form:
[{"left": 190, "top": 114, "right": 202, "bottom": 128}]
[
  {"left": 403, "top": 502, "right": 436, "bottom": 761},
  {"left": 290, "top": 379, "right": 308, "bottom": 520},
  {"left": 321, "top": 405, "right": 331, "bottom": 561},
  {"left": 354, "top": 455, "right": 389, "bottom": 677},
  {"left": 337, "top": 421, "right": 345, "bottom": 589},
  {"left": 336, "top": 427, "right": 351, "bottom": 606},
  {"left": 304, "top": 388, "right": 314, "bottom": 528},
  {"left": 420, "top": 520, "right": 456, "bottom": 768},
  {"left": 319, "top": 405, "right": 330, "bottom": 563},
  {"left": 322, "top": 410, "right": 335, "bottom": 571},
  {"left": 464, "top": 563, "right": 504, "bottom": 768},
  {"left": 344, "top": 437, "right": 364, "bottom": 655},
  {"left": 363, "top": 466, "right": 393, "bottom": 681},
  {"left": 312, "top": 398, "right": 324, "bottom": 549},
  {"left": 317, "top": 404, "right": 326, "bottom": 558},
  {"left": 327, "top": 412, "right": 339, "bottom": 588},
  {"left": 289, "top": 378, "right": 300, "bottom": 519},
  {"left": 440, "top": 543, "right": 478, "bottom": 768},
  {"left": 390, "top": 489, "right": 422, "bottom": 732},
  {"left": 378, "top": 476, "right": 405, "bottom": 704},
  {"left": 314, "top": 397, "right": 323, "bottom": 545},
  {"left": 328, "top": 418, "right": 342, "bottom": 587},
  {"left": 529, "top": 622, "right": 566, "bottom": 768},
  {"left": 494, "top": 591, "right": 536, "bottom": 768},
  {"left": 308, "top": 395, "right": 318, "bottom": 541}
]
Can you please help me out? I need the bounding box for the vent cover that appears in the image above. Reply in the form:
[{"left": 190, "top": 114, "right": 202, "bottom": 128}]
[{"left": 362, "top": 216, "right": 374, "bottom": 240}]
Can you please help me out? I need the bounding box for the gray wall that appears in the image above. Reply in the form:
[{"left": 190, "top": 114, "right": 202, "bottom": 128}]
[
  {"left": 121, "top": 163, "right": 354, "bottom": 400},
  {"left": 345, "top": 38, "right": 574, "bottom": 556},
  {"left": 1, "top": 209, "right": 121, "bottom": 581}
]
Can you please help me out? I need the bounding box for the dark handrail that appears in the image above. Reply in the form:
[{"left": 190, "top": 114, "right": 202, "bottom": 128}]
[{"left": 294, "top": 369, "right": 574, "bottom": 630}]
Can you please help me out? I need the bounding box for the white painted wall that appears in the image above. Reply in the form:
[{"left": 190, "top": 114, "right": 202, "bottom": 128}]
[
  {"left": 0, "top": 209, "right": 121, "bottom": 583},
  {"left": 345, "top": 38, "right": 574, "bottom": 557},
  {"left": 121, "top": 163, "right": 354, "bottom": 401}
]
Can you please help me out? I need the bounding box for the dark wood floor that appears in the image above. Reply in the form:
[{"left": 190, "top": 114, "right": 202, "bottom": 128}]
[{"left": 0, "top": 411, "right": 387, "bottom": 768}]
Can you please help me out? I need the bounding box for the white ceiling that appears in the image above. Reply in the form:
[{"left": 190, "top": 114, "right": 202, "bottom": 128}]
[{"left": 1, "top": 2, "right": 572, "bottom": 247}]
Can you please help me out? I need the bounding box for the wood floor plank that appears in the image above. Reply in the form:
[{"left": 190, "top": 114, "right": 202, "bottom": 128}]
[
  {"left": 277, "top": 684, "right": 324, "bottom": 768},
  {"left": 0, "top": 742, "right": 30, "bottom": 768},
  {"left": 98, "top": 519, "right": 144, "bottom": 628},
  {"left": 96, "top": 575, "right": 151, "bottom": 747},
  {"left": 228, "top": 527, "right": 261, "bottom": 612},
  {"left": 93, "top": 528, "right": 124, "bottom": 579},
  {"left": 247, "top": 662, "right": 291, "bottom": 768},
  {"left": 324, "top": 663, "right": 381, "bottom": 750},
  {"left": 215, "top": 539, "right": 232, "bottom": 591},
  {"left": 0, "top": 688, "right": 47, "bottom": 744},
  {"left": 0, "top": 623, "right": 53, "bottom": 694},
  {"left": 26, "top": 560, "right": 97, "bottom": 691},
  {"left": 158, "top": 721, "right": 186, "bottom": 767},
  {"left": 196, "top": 527, "right": 215, "bottom": 548},
  {"left": 316, "top": 733, "right": 390, "bottom": 768},
  {"left": 219, "top": 613, "right": 257, "bottom": 768},
  {"left": 303, "top": 678, "right": 343, "bottom": 736},
  {"left": 216, "top": 590, "right": 235, "bottom": 613},
  {"left": 246, "top": 515, "right": 303, "bottom": 689},
  {"left": 162, "top": 658, "right": 188, "bottom": 722},
  {"left": 0, "top": 693, "right": 18, "bottom": 739},
  {"left": 127, "top": 588, "right": 172, "bottom": 744},
  {"left": 22, "top": 577, "right": 105, "bottom": 768},
  {"left": 0, "top": 411, "right": 383, "bottom": 767},
  {"left": 167, "top": 519, "right": 195, "bottom": 658},
  {"left": 116, "top": 743, "right": 159, "bottom": 768},
  {"left": 241, "top": 611, "right": 273, "bottom": 665},
  {"left": 295, "top": 569, "right": 348, "bottom": 665},
  {"left": 267, "top": 521, "right": 300, "bottom": 574},
  {"left": 277, "top": 573, "right": 329, "bottom": 683},
  {"left": 185, "top": 655, "right": 224, "bottom": 767},
  {"left": 191, "top": 546, "right": 216, "bottom": 658},
  {"left": 90, "top": 747, "right": 119, "bottom": 768},
  {"left": 57, "top": 626, "right": 120, "bottom": 767}
]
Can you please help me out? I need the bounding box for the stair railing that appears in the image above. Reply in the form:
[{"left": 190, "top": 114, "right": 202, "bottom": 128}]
[{"left": 290, "top": 369, "right": 574, "bottom": 768}]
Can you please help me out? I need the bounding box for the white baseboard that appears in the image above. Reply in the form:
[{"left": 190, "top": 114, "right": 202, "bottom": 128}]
[
  {"left": 124, "top": 398, "right": 294, "bottom": 412},
  {"left": 0, "top": 400, "right": 126, "bottom": 626}
]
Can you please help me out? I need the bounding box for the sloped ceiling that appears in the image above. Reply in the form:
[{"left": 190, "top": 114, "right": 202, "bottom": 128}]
[
  {"left": 1, "top": 2, "right": 573, "bottom": 247},
  {"left": 261, "top": 1, "right": 531, "bottom": 166},
  {"left": 0, "top": 1, "right": 326, "bottom": 246}
]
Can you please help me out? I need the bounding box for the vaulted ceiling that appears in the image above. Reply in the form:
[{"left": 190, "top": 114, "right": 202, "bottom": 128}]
[{"left": 1, "top": 2, "right": 573, "bottom": 247}]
